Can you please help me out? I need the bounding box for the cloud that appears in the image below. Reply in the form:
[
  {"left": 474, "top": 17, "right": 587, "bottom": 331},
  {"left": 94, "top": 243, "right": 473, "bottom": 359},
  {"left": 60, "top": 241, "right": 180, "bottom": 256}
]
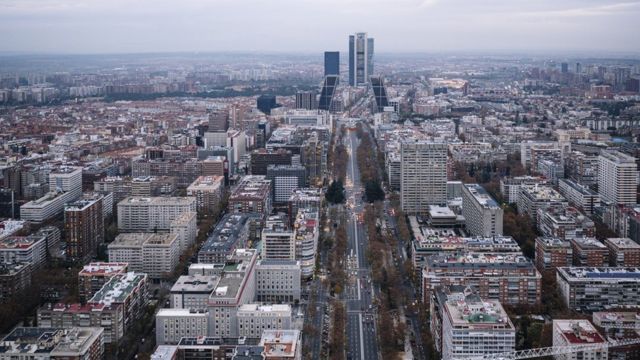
[{"left": 514, "top": 1, "right": 640, "bottom": 18}]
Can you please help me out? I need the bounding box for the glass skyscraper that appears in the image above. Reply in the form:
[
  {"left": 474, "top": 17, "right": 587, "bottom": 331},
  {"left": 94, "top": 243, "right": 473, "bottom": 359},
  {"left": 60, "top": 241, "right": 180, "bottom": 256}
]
[
  {"left": 348, "top": 32, "right": 374, "bottom": 86},
  {"left": 324, "top": 51, "right": 339, "bottom": 76}
]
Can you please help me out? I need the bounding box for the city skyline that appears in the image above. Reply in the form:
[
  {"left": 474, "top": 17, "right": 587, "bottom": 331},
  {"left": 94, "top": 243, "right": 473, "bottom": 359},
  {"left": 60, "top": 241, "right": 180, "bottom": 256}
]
[{"left": 1, "top": 0, "right": 639, "bottom": 54}]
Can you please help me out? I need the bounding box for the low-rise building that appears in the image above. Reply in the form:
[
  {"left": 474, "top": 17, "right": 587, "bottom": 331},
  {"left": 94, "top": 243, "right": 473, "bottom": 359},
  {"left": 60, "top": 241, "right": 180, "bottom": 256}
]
[
  {"left": 77, "top": 262, "right": 129, "bottom": 302},
  {"left": 558, "top": 179, "right": 601, "bottom": 215},
  {"left": 552, "top": 320, "right": 607, "bottom": 360},
  {"left": 422, "top": 252, "right": 541, "bottom": 306},
  {"left": 535, "top": 237, "right": 573, "bottom": 274},
  {"left": 605, "top": 238, "right": 640, "bottom": 267},
  {"left": 557, "top": 267, "right": 640, "bottom": 311},
  {"left": 570, "top": 237, "right": 608, "bottom": 267},
  {"left": 537, "top": 206, "right": 595, "bottom": 240},
  {"left": 186, "top": 176, "right": 224, "bottom": 215},
  {"left": 0, "top": 327, "right": 104, "bottom": 359},
  {"left": 260, "top": 329, "right": 301, "bottom": 360}
]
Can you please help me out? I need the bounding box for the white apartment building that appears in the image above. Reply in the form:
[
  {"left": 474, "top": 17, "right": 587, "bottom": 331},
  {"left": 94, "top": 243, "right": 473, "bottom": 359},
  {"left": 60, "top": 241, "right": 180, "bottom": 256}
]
[
  {"left": 237, "top": 304, "right": 292, "bottom": 338},
  {"left": 400, "top": 141, "right": 448, "bottom": 214},
  {"left": 598, "top": 150, "right": 638, "bottom": 205},
  {"left": 117, "top": 196, "right": 196, "bottom": 232},
  {"left": 261, "top": 217, "right": 295, "bottom": 260},
  {"left": 558, "top": 179, "right": 601, "bottom": 215},
  {"left": 170, "top": 211, "right": 197, "bottom": 253},
  {"left": 442, "top": 299, "right": 515, "bottom": 359},
  {"left": 155, "top": 309, "right": 209, "bottom": 345},
  {"left": 462, "top": 184, "right": 503, "bottom": 237},
  {"left": 20, "top": 190, "right": 80, "bottom": 222},
  {"left": 49, "top": 166, "right": 83, "bottom": 198},
  {"left": 108, "top": 233, "right": 179, "bottom": 279}
]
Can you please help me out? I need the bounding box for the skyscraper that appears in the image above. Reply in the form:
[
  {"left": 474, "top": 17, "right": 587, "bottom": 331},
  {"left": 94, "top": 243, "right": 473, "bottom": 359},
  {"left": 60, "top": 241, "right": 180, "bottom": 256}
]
[
  {"left": 400, "top": 141, "right": 448, "bottom": 214},
  {"left": 295, "top": 91, "right": 317, "bottom": 110},
  {"left": 348, "top": 32, "right": 374, "bottom": 86},
  {"left": 324, "top": 51, "right": 339, "bottom": 76},
  {"left": 318, "top": 75, "right": 338, "bottom": 111},
  {"left": 370, "top": 76, "right": 389, "bottom": 112}
]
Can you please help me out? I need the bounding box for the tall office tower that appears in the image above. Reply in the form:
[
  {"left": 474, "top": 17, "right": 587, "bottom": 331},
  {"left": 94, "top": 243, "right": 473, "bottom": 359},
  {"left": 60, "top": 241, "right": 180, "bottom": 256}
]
[
  {"left": 598, "top": 150, "right": 637, "bottom": 205},
  {"left": 295, "top": 91, "right": 317, "bottom": 110},
  {"left": 370, "top": 76, "right": 389, "bottom": 112},
  {"left": 318, "top": 75, "right": 339, "bottom": 111},
  {"left": 561, "top": 62, "right": 569, "bottom": 74},
  {"left": 208, "top": 109, "right": 229, "bottom": 132},
  {"left": 576, "top": 62, "right": 582, "bottom": 74},
  {"left": 400, "top": 141, "right": 448, "bottom": 214},
  {"left": 324, "top": 51, "right": 340, "bottom": 76},
  {"left": 348, "top": 32, "right": 373, "bottom": 86},
  {"left": 65, "top": 195, "right": 105, "bottom": 263}
]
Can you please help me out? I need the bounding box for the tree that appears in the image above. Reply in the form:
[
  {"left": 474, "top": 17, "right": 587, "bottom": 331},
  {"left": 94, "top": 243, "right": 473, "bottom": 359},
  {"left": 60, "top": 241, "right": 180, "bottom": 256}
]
[
  {"left": 325, "top": 180, "right": 345, "bottom": 204},
  {"left": 364, "top": 180, "right": 385, "bottom": 203}
]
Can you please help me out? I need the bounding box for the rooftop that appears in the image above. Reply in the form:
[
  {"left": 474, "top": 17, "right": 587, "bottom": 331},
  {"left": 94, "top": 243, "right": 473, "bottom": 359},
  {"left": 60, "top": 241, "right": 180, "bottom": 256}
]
[
  {"left": 79, "top": 262, "right": 129, "bottom": 276},
  {"left": 259, "top": 330, "right": 300, "bottom": 358},
  {"left": 445, "top": 299, "right": 513, "bottom": 328},
  {"left": 605, "top": 237, "right": 640, "bottom": 250},
  {"left": 171, "top": 275, "right": 220, "bottom": 294},
  {"left": 89, "top": 272, "right": 146, "bottom": 306},
  {"left": 559, "top": 267, "right": 640, "bottom": 279},
  {"left": 464, "top": 184, "right": 500, "bottom": 208},
  {"left": 555, "top": 320, "right": 605, "bottom": 344}
]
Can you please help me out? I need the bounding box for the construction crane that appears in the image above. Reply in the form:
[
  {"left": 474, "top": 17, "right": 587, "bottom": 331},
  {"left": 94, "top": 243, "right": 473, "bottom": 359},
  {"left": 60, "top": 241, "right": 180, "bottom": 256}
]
[{"left": 452, "top": 336, "right": 640, "bottom": 360}]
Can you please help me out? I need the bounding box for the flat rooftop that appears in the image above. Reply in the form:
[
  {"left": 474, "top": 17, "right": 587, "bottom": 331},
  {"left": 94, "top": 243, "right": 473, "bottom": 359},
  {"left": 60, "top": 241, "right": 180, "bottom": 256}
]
[
  {"left": 445, "top": 299, "right": 512, "bottom": 328},
  {"left": 171, "top": 275, "right": 220, "bottom": 293},
  {"left": 605, "top": 238, "right": 640, "bottom": 250},
  {"left": 554, "top": 320, "right": 605, "bottom": 344},
  {"left": 89, "top": 272, "right": 146, "bottom": 306},
  {"left": 79, "top": 262, "right": 129, "bottom": 276},
  {"left": 464, "top": 184, "right": 499, "bottom": 208},
  {"left": 559, "top": 267, "right": 640, "bottom": 279}
]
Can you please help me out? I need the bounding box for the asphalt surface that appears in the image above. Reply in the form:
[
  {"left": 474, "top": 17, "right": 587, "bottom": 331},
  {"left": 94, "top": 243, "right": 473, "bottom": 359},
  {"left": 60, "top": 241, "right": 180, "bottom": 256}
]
[{"left": 344, "top": 130, "right": 380, "bottom": 360}]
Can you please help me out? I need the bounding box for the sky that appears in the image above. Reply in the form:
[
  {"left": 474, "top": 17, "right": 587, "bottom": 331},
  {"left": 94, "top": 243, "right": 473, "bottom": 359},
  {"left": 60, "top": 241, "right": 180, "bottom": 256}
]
[{"left": 0, "top": 0, "right": 639, "bottom": 54}]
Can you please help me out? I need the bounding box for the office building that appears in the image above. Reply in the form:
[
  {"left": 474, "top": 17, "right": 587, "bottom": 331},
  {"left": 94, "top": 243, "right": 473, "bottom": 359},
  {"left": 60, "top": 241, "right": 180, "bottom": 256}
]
[
  {"left": 255, "top": 259, "right": 301, "bottom": 303},
  {"left": 117, "top": 196, "right": 196, "bottom": 232},
  {"left": 237, "top": 304, "right": 292, "bottom": 338},
  {"left": 371, "top": 76, "right": 389, "bottom": 112},
  {"left": 570, "top": 237, "right": 608, "bottom": 267},
  {"left": 228, "top": 176, "right": 272, "bottom": 215},
  {"left": 441, "top": 298, "right": 515, "bottom": 359},
  {"left": 598, "top": 150, "right": 638, "bottom": 205},
  {"left": 186, "top": 176, "right": 224, "bottom": 215},
  {"left": 266, "top": 165, "right": 306, "bottom": 203},
  {"left": 170, "top": 275, "right": 219, "bottom": 310},
  {"left": 348, "top": 32, "right": 374, "bottom": 86},
  {"left": 78, "top": 262, "right": 129, "bottom": 302},
  {"left": 422, "top": 253, "right": 541, "bottom": 306},
  {"left": 250, "top": 149, "right": 293, "bottom": 176},
  {"left": 318, "top": 75, "right": 339, "bottom": 111},
  {"left": 156, "top": 309, "right": 209, "bottom": 345},
  {"left": 553, "top": 320, "right": 607, "bottom": 360},
  {"left": 261, "top": 215, "right": 295, "bottom": 260},
  {"left": 257, "top": 95, "right": 277, "bottom": 115},
  {"left": 400, "top": 141, "right": 448, "bottom": 214},
  {"left": 605, "top": 238, "right": 640, "bottom": 267},
  {"left": 295, "top": 91, "right": 317, "bottom": 110},
  {"left": 556, "top": 267, "right": 640, "bottom": 311},
  {"left": 0, "top": 327, "right": 104, "bottom": 359},
  {"left": 324, "top": 51, "right": 340, "bottom": 76},
  {"left": 535, "top": 237, "right": 573, "bottom": 274},
  {"left": 208, "top": 109, "right": 229, "bottom": 132},
  {"left": 461, "top": 184, "right": 503, "bottom": 237},
  {"left": 64, "top": 196, "right": 104, "bottom": 263}
]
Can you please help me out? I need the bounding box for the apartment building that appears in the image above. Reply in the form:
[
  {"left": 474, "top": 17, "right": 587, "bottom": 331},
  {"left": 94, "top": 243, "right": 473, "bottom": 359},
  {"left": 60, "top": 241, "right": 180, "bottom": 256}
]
[
  {"left": 534, "top": 237, "right": 573, "bottom": 274},
  {"left": 155, "top": 309, "right": 209, "bottom": 345},
  {"left": 237, "top": 304, "right": 292, "bottom": 338},
  {"left": 558, "top": 179, "right": 601, "bottom": 215},
  {"left": 570, "top": 237, "right": 609, "bottom": 267},
  {"left": 186, "top": 176, "right": 224, "bottom": 215},
  {"left": 517, "top": 185, "right": 568, "bottom": 222},
  {"left": 400, "top": 141, "right": 448, "bottom": 214},
  {"left": 255, "top": 259, "right": 302, "bottom": 303},
  {"left": 117, "top": 196, "right": 196, "bottom": 232},
  {"left": 552, "top": 320, "right": 607, "bottom": 360},
  {"left": 108, "top": 233, "right": 179, "bottom": 279},
  {"left": 598, "top": 150, "right": 638, "bottom": 205},
  {"left": 228, "top": 175, "right": 272, "bottom": 215},
  {"left": 78, "top": 262, "right": 129, "bottom": 302},
  {"left": 557, "top": 267, "right": 640, "bottom": 311},
  {"left": 605, "top": 237, "right": 640, "bottom": 267},
  {"left": 461, "top": 184, "right": 503, "bottom": 237}
]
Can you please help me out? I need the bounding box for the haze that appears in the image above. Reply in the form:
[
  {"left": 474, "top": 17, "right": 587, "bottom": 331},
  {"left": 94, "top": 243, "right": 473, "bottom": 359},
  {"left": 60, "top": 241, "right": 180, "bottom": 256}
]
[{"left": 1, "top": 0, "right": 639, "bottom": 54}]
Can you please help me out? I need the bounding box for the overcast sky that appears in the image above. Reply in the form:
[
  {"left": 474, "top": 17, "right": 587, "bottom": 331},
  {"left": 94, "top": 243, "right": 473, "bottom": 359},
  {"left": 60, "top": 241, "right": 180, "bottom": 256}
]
[{"left": 1, "top": 0, "right": 639, "bottom": 54}]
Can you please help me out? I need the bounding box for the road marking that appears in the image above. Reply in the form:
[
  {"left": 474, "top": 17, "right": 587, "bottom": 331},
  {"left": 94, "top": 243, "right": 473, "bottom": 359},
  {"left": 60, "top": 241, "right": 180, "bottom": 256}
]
[{"left": 359, "top": 313, "right": 365, "bottom": 360}]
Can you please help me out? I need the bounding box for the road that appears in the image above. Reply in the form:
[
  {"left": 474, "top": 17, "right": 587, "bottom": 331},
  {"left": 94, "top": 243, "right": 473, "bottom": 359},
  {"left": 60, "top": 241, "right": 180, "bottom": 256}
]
[{"left": 344, "top": 129, "right": 380, "bottom": 360}]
